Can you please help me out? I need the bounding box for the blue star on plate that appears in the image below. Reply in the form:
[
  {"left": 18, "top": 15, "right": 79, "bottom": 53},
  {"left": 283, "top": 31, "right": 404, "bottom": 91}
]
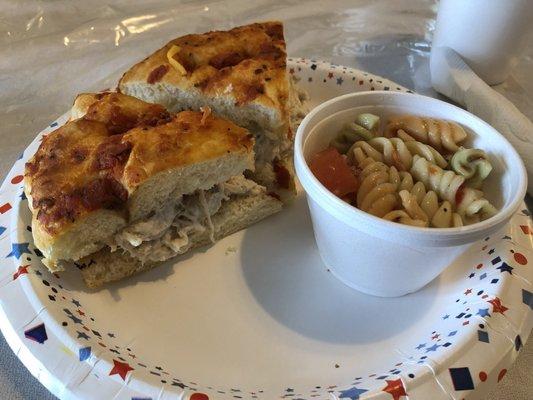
[
  {"left": 336, "top": 77, "right": 344, "bottom": 85},
  {"left": 79, "top": 346, "right": 91, "bottom": 361},
  {"left": 20, "top": 191, "right": 27, "bottom": 201},
  {"left": 476, "top": 308, "right": 490, "bottom": 317},
  {"left": 522, "top": 289, "right": 533, "bottom": 310},
  {"left": 416, "top": 343, "right": 426, "bottom": 350},
  {"left": 6, "top": 242, "right": 31, "bottom": 259},
  {"left": 515, "top": 335, "right": 523, "bottom": 351},
  {"left": 442, "top": 314, "right": 450, "bottom": 320},
  {"left": 425, "top": 344, "right": 440, "bottom": 352},
  {"left": 72, "top": 299, "right": 82, "bottom": 308},
  {"left": 497, "top": 263, "right": 513, "bottom": 274},
  {"left": 338, "top": 386, "right": 368, "bottom": 400},
  {"left": 24, "top": 323, "right": 48, "bottom": 344},
  {"left": 477, "top": 330, "right": 489, "bottom": 343},
  {"left": 449, "top": 367, "right": 474, "bottom": 391}
]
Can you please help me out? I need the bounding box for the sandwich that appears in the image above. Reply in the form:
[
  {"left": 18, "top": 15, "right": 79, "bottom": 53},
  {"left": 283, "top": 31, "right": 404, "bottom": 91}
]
[
  {"left": 25, "top": 92, "right": 282, "bottom": 288},
  {"left": 118, "top": 21, "right": 307, "bottom": 201}
]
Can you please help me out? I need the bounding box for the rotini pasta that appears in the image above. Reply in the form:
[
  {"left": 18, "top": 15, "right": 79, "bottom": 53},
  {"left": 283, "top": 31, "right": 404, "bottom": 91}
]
[
  {"left": 410, "top": 155, "right": 464, "bottom": 204},
  {"left": 410, "top": 155, "right": 497, "bottom": 221},
  {"left": 451, "top": 147, "right": 493, "bottom": 189},
  {"left": 354, "top": 153, "right": 424, "bottom": 218},
  {"left": 399, "top": 189, "right": 463, "bottom": 228},
  {"left": 382, "top": 210, "right": 427, "bottom": 227},
  {"left": 381, "top": 179, "right": 463, "bottom": 228},
  {"left": 349, "top": 137, "right": 447, "bottom": 171},
  {"left": 313, "top": 112, "right": 497, "bottom": 229},
  {"left": 330, "top": 113, "right": 379, "bottom": 153},
  {"left": 355, "top": 159, "right": 400, "bottom": 217},
  {"left": 385, "top": 115, "right": 467, "bottom": 153}
]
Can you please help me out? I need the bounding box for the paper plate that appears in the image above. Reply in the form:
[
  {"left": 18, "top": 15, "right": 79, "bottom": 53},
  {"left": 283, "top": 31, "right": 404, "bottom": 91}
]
[{"left": 0, "top": 59, "right": 531, "bottom": 400}]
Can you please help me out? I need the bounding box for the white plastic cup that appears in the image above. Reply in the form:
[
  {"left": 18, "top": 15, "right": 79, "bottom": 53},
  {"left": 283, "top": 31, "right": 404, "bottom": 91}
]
[
  {"left": 294, "top": 91, "right": 527, "bottom": 297},
  {"left": 431, "top": 0, "right": 533, "bottom": 85}
]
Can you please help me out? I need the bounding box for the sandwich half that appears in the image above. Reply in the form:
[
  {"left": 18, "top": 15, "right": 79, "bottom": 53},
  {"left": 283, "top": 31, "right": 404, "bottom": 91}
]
[
  {"left": 118, "top": 21, "right": 307, "bottom": 201},
  {"left": 25, "top": 92, "right": 282, "bottom": 288}
]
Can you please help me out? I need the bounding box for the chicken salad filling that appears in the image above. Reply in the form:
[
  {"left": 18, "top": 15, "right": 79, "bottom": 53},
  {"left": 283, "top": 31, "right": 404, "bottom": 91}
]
[{"left": 108, "top": 174, "right": 264, "bottom": 264}]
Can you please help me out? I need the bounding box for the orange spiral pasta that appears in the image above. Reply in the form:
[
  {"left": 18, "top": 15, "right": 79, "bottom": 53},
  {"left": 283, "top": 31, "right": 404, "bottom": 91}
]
[{"left": 385, "top": 115, "right": 467, "bottom": 152}]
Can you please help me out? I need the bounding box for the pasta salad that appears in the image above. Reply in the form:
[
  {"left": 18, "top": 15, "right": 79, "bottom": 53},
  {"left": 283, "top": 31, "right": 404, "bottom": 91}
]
[{"left": 309, "top": 113, "right": 497, "bottom": 228}]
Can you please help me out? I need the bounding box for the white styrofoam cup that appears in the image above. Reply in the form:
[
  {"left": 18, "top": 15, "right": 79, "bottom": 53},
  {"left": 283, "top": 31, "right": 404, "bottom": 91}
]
[
  {"left": 294, "top": 91, "right": 527, "bottom": 297},
  {"left": 431, "top": 0, "right": 533, "bottom": 85}
]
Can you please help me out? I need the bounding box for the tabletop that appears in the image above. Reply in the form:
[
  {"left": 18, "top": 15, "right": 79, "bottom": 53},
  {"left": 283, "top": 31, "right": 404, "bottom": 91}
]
[{"left": 0, "top": 1, "right": 531, "bottom": 399}]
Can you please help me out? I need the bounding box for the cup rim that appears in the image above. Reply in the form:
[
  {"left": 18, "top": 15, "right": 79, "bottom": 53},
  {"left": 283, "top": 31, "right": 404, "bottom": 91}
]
[{"left": 294, "top": 91, "right": 528, "bottom": 244}]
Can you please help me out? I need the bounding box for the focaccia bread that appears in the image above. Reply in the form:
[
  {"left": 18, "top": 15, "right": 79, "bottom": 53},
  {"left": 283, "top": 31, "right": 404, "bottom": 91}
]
[
  {"left": 118, "top": 21, "right": 299, "bottom": 199},
  {"left": 24, "top": 92, "right": 255, "bottom": 270}
]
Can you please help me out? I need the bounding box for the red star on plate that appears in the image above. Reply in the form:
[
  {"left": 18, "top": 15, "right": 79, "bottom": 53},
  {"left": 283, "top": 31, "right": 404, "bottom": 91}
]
[
  {"left": 431, "top": 333, "right": 440, "bottom": 340},
  {"left": 520, "top": 225, "right": 532, "bottom": 235},
  {"left": 76, "top": 309, "right": 85, "bottom": 316},
  {"left": 488, "top": 297, "right": 508, "bottom": 314},
  {"left": 13, "top": 265, "right": 29, "bottom": 280},
  {"left": 109, "top": 359, "right": 134, "bottom": 381},
  {"left": 327, "top": 72, "right": 334, "bottom": 79},
  {"left": 0, "top": 202, "right": 12, "bottom": 214},
  {"left": 464, "top": 288, "right": 472, "bottom": 295},
  {"left": 382, "top": 379, "right": 407, "bottom": 400}
]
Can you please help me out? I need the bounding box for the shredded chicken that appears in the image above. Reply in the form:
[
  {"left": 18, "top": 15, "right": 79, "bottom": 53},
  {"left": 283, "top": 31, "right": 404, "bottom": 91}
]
[
  {"left": 108, "top": 175, "right": 263, "bottom": 264},
  {"left": 198, "top": 189, "right": 215, "bottom": 242}
]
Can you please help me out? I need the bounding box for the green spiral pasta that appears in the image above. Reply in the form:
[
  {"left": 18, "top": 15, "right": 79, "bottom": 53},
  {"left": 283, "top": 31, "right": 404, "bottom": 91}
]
[
  {"left": 330, "top": 113, "right": 380, "bottom": 153},
  {"left": 410, "top": 155, "right": 497, "bottom": 221},
  {"left": 451, "top": 147, "right": 493, "bottom": 189}
]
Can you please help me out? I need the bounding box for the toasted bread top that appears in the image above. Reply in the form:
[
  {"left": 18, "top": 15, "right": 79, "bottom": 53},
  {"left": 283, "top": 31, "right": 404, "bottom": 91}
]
[
  {"left": 25, "top": 92, "right": 253, "bottom": 236},
  {"left": 118, "top": 21, "right": 289, "bottom": 129}
]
